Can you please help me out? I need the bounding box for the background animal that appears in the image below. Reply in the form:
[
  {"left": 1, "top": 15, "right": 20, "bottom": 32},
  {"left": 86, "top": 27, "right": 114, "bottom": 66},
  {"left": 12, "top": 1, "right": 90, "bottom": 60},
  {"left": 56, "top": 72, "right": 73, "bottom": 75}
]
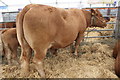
[
  {"left": 16, "top": 4, "right": 109, "bottom": 77},
  {"left": 0, "top": 28, "right": 19, "bottom": 65}
]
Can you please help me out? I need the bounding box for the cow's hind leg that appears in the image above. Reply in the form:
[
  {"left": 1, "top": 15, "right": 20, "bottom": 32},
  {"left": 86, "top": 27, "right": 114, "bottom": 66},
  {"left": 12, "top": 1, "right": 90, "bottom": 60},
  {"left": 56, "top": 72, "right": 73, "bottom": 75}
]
[
  {"left": 20, "top": 44, "right": 32, "bottom": 77},
  {"left": 4, "top": 44, "right": 12, "bottom": 65},
  {"left": 11, "top": 49, "right": 20, "bottom": 65},
  {"left": 74, "top": 33, "right": 84, "bottom": 56},
  {"left": 32, "top": 49, "right": 47, "bottom": 78}
]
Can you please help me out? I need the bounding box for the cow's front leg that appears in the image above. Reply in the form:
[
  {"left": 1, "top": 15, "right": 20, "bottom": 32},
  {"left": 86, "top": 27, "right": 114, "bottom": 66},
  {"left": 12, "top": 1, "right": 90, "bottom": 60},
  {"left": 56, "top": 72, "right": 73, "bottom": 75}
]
[{"left": 74, "top": 33, "right": 84, "bottom": 56}]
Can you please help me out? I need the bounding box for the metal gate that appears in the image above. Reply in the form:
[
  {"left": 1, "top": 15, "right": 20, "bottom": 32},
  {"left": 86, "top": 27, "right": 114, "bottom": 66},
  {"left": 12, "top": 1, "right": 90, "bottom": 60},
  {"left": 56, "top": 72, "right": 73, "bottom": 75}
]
[{"left": 84, "top": 7, "right": 119, "bottom": 39}]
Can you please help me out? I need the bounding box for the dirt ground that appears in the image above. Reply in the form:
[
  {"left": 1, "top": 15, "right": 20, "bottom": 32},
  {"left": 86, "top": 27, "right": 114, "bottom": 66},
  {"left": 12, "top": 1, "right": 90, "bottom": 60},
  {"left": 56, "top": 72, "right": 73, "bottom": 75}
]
[{"left": 0, "top": 18, "right": 119, "bottom": 78}]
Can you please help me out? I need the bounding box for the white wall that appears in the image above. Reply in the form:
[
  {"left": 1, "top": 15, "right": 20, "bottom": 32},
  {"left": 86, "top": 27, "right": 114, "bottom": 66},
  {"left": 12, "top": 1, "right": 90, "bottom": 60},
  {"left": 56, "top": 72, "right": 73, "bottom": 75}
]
[
  {"left": 0, "top": 0, "right": 119, "bottom": 12},
  {"left": 0, "top": 12, "right": 3, "bottom": 22}
]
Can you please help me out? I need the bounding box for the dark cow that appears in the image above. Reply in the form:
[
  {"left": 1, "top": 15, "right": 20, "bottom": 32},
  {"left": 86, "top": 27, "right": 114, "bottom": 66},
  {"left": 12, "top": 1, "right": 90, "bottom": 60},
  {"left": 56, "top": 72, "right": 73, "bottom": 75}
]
[
  {"left": 0, "top": 28, "right": 19, "bottom": 65},
  {"left": 113, "top": 40, "right": 120, "bottom": 77},
  {"left": 16, "top": 4, "right": 109, "bottom": 77}
]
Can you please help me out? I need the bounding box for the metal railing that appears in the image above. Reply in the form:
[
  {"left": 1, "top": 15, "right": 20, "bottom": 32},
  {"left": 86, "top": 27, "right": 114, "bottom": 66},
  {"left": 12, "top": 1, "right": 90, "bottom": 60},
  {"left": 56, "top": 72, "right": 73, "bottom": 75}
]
[
  {"left": 0, "top": 7, "right": 119, "bottom": 39},
  {"left": 83, "top": 7, "right": 118, "bottom": 38}
]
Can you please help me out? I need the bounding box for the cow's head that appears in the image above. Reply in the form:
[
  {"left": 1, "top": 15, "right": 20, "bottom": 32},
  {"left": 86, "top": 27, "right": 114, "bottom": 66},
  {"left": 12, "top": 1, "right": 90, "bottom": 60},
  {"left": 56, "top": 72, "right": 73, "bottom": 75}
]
[{"left": 90, "top": 9, "right": 110, "bottom": 28}]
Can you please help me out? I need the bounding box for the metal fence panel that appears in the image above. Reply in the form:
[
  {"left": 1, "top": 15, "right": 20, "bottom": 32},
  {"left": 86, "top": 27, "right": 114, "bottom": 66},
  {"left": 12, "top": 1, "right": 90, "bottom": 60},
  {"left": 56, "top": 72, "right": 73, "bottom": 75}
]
[
  {"left": 2, "top": 12, "right": 18, "bottom": 22},
  {"left": 0, "top": 7, "right": 119, "bottom": 39},
  {"left": 114, "top": 5, "right": 120, "bottom": 39}
]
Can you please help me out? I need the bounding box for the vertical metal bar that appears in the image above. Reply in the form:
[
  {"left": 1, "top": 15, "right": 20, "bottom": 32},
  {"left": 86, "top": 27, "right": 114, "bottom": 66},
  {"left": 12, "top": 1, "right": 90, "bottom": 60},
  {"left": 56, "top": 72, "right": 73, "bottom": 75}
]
[
  {"left": 107, "top": 8, "right": 111, "bottom": 15},
  {"left": 56, "top": 0, "right": 58, "bottom": 7}
]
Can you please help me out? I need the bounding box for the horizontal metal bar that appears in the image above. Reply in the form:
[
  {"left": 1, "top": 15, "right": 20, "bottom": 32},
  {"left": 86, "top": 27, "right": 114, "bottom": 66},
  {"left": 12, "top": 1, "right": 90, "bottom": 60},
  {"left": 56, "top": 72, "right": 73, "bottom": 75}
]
[
  {"left": 9, "top": 21, "right": 118, "bottom": 24},
  {"left": 86, "top": 29, "right": 114, "bottom": 32},
  {"left": 0, "top": 28, "right": 10, "bottom": 30},
  {"left": 85, "top": 35, "right": 114, "bottom": 38},
  {"left": 0, "top": 28, "right": 115, "bottom": 32},
  {"left": 84, "top": 7, "right": 119, "bottom": 9},
  {"left": 0, "top": 21, "right": 15, "bottom": 23},
  {"left": 2, "top": 11, "right": 19, "bottom": 13},
  {"left": 0, "top": 22, "right": 116, "bottom": 24},
  {"left": 107, "top": 22, "right": 116, "bottom": 24},
  {"left": 103, "top": 15, "right": 116, "bottom": 18},
  {"left": 0, "top": 29, "right": 114, "bottom": 38}
]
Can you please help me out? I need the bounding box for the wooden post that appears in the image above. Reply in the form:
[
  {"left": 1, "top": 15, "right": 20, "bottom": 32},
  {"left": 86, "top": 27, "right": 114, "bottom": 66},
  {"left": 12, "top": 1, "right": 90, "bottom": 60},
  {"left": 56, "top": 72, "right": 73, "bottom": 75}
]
[{"left": 115, "top": 2, "right": 120, "bottom": 39}]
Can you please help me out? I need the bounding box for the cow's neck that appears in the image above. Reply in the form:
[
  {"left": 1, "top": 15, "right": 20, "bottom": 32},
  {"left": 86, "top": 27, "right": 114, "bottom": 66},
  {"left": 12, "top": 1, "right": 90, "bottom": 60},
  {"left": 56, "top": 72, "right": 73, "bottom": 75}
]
[{"left": 82, "top": 10, "right": 92, "bottom": 27}]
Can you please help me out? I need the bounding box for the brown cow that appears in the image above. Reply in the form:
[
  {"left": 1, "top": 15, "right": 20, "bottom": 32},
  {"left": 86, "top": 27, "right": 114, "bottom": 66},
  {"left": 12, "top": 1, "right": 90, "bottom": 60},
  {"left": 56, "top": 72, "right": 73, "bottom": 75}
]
[
  {"left": 0, "top": 22, "right": 16, "bottom": 28},
  {"left": 113, "top": 40, "right": 120, "bottom": 77},
  {"left": 0, "top": 28, "right": 19, "bottom": 65},
  {"left": 16, "top": 4, "right": 109, "bottom": 77}
]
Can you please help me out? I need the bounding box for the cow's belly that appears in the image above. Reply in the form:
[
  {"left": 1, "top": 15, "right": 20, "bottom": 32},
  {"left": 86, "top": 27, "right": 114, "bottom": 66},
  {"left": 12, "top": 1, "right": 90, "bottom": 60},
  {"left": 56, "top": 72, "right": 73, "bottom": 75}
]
[
  {"left": 51, "top": 31, "right": 78, "bottom": 48},
  {"left": 24, "top": 24, "right": 79, "bottom": 49}
]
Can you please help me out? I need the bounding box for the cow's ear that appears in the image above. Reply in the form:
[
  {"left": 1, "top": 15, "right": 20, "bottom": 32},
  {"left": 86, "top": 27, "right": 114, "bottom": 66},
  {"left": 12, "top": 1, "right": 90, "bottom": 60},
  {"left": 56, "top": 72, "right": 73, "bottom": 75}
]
[{"left": 91, "top": 9, "right": 96, "bottom": 16}]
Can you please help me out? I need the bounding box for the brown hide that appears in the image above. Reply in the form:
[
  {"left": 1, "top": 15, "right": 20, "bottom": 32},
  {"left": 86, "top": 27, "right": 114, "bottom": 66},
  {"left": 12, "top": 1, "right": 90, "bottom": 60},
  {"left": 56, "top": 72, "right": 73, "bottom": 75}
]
[
  {"left": 1, "top": 28, "right": 19, "bottom": 64},
  {"left": 16, "top": 4, "right": 108, "bottom": 77},
  {"left": 0, "top": 22, "right": 16, "bottom": 28},
  {"left": 115, "top": 52, "right": 120, "bottom": 77},
  {"left": 113, "top": 40, "right": 120, "bottom": 58},
  {"left": 113, "top": 40, "right": 120, "bottom": 77},
  {"left": 0, "top": 29, "right": 8, "bottom": 56}
]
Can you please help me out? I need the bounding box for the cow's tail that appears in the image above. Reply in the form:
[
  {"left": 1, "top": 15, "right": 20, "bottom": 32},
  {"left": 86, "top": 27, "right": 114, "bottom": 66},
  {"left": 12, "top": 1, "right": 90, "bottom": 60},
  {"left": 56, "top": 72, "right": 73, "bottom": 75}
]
[
  {"left": 16, "top": 4, "right": 35, "bottom": 47},
  {"left": 0, "top": 30, "right": 4, "bottom": 56},
  {"left": 0, "top": 30, "right": 3, "bottom": 63}
]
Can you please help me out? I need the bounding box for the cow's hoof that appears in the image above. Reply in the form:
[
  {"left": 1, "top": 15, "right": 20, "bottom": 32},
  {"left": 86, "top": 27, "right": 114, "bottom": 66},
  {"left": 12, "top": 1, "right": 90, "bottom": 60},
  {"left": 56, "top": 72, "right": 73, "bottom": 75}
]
[
  {"left": 20, "top": 62, "right": 30, "bottom": 77},
  {"left": 20, "top": 70, "right": 30, "bottom": 77},
  {"left": 73, "top": 52, "right": 81, "bottom": 57},
  {"left": 7, "top": 62, "right": 12, "bottom": 66},
  {"left": 38, "top": 70, "right": 46, "bottom": 78},
  {"left": 11, "top": 60, "right": 20, "bottom": 66},
  {"left": 73, "top": 52, "right": 78, "bottom": 56}
]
